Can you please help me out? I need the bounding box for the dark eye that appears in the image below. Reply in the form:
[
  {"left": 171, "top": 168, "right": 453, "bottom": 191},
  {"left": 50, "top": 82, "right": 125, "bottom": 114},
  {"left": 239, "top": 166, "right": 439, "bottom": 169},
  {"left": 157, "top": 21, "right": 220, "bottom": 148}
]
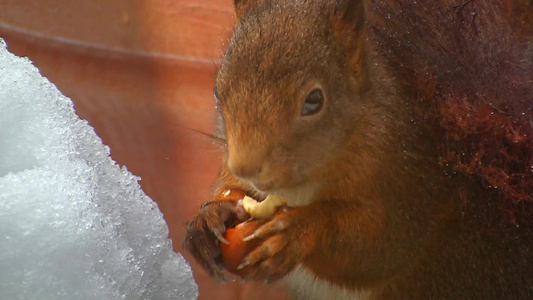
[
  {"left": 301, "top": 88, "right": 324, "bottom": 116},
  {"left": 213, "top": 86, "right": 219, "bottom": 100}
]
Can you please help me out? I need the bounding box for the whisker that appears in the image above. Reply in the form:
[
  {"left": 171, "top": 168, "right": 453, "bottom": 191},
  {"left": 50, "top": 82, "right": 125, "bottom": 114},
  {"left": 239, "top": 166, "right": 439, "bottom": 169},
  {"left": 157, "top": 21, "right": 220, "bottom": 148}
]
[{"left": 186, "top": 127, "right": 228, "bottom": 148}]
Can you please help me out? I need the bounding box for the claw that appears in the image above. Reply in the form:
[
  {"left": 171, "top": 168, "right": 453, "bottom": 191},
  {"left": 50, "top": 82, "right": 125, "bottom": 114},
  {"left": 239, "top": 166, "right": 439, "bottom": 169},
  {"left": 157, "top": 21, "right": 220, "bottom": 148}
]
[
  {"left": 211, "top": 274, "right": 228, "bottom": 284},
  {"left": 210, "top": 263, "right": 235, "bottom": 284},
  {"left": 243, "top": 217, "right": 289, "bottom": 243},
  {"left": 214, "top": 262, "right": 226, "bottom": 274},
  {"left": 209, "top": 266, "right": 227, "bottom": 284},
  {"left": 214, "top": 229, "right": 230, "bottom": 245},
  {"left": 236, "top": 260, "right": 249, "bottom": 270},
  {"left": 242, "top": 232, "right": 257, "bottom": 242},
  {"left": 222, "top": 273, "right": 236, "bottom": 283}
]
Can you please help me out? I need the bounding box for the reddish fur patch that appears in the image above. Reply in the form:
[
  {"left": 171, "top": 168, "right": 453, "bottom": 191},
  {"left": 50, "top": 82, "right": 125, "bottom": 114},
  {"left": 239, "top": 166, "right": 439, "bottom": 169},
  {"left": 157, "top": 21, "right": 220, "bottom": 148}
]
[{"left": 369, "top": 0, "right": 533, "bottom": 225}]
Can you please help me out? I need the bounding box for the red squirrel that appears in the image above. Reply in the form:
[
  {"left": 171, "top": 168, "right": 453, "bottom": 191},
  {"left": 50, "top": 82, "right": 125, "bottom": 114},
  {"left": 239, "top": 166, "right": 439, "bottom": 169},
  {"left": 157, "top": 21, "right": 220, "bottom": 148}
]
[{"left": 184, "top": 0, "right": 533, "bottom": 299}]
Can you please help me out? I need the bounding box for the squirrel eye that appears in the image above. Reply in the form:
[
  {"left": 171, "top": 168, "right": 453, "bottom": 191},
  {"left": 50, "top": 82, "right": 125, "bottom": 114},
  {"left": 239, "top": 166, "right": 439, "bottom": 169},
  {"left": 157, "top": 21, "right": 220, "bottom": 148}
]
[
  {"left": 301, "top": 88, "right": 324, "bottom": 116},
  {"left": 213, "top": 86, "right": 219, "bottom": 100}
]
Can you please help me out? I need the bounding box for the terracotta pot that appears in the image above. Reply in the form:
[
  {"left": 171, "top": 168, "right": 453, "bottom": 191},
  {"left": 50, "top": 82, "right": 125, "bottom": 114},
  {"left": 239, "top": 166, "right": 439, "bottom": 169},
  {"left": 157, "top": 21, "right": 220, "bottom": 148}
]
[{"left": 0, "top": 1, "right": 292, "bottom": 299}]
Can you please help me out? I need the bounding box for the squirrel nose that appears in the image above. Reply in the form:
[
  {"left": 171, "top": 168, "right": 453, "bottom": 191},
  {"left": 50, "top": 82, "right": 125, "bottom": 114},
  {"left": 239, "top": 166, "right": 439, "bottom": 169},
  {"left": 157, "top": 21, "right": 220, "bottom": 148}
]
[{"left": 227, "top": 158, "right": 263, "bottom": 179}]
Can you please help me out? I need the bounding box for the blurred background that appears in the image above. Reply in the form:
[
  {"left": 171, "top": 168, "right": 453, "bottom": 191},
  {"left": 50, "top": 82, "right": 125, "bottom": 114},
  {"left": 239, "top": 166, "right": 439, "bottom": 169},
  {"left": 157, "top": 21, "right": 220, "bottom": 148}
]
[{"left": 0, "top": 1, "right": 291, "bottom": 299}]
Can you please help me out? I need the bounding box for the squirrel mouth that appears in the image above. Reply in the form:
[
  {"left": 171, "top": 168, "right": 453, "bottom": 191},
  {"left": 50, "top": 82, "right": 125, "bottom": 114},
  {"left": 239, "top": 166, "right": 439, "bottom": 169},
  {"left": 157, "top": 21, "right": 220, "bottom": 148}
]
[{"left": 252, "top": 180, "right": 274, "bottom": 192}]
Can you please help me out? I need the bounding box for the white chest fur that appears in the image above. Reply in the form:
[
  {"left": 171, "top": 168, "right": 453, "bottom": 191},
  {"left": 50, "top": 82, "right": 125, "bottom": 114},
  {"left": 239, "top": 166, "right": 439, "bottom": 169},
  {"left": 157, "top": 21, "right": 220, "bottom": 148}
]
[{"left": 281, "top": 265, "right": 373, "bottom": 300}]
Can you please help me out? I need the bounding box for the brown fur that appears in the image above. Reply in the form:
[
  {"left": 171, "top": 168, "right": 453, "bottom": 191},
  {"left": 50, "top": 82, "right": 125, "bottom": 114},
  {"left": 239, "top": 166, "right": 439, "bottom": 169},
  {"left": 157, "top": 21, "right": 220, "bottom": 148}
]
[{"left": 184, "top": 0, "right": 533, "bottom": 298}]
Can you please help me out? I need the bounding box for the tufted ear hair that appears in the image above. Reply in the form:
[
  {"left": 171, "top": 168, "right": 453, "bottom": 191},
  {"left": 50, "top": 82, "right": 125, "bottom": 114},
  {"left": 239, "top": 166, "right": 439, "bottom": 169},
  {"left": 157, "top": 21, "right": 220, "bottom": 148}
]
[
  {"left": 233, "top": 0, "right": 255, "bottom": 19},
  {"left": 332, "top": 0, "right": 365, "bottom": 34},
  {"left": 331, "top": 0, "right": 368, "bottom": 84}
]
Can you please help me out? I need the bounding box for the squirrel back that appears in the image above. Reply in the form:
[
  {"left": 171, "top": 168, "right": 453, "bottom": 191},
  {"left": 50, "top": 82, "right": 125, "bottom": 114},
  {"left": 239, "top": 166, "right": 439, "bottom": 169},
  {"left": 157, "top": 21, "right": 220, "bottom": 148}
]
[{"left": 367, "top": 0, "right": 533, "bottom": 225}]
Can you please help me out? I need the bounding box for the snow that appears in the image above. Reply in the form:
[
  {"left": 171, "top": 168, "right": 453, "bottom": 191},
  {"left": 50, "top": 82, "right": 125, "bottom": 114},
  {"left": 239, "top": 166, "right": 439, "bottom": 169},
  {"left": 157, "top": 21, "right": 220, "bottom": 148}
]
[{"left": 0, "top": 38, "right": 198, "bottom": 300}]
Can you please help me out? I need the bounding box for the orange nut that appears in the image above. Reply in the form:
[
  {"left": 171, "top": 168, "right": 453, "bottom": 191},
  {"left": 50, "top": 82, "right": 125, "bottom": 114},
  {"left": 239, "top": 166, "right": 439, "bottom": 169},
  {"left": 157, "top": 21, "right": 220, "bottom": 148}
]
[{"left": 220, "top": 221, "right": 262, "bottom": 276}]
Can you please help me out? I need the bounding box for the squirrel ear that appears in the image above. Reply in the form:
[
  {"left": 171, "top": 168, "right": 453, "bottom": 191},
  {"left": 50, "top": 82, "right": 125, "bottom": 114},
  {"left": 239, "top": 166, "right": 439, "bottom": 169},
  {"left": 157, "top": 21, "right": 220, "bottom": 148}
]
[
  {"left": 332, "top": 0, "right": 365, "bottom": 33},
  {"left": 331, "top": 0, "right": 368, "bottom": 82},
  {"left": 233, "top": 0, "right": 254, "bottom": 19}
]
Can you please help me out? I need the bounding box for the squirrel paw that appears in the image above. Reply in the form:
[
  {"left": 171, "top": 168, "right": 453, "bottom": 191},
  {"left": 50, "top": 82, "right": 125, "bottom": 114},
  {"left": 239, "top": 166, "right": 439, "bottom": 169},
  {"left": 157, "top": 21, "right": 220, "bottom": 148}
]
[
  {"left": 237, "top": 208, "right": 312, "bottom": 282},
  {"left": 183, "top": 199, "right": 248, "bottom": 282}
]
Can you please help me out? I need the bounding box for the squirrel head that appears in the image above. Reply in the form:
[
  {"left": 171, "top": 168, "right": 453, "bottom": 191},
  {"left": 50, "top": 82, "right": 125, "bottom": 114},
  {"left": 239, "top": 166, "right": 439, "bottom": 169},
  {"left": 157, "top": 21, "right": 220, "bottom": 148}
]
[{"left": 215, "top": 0, "right": 371, "bottom": 193}]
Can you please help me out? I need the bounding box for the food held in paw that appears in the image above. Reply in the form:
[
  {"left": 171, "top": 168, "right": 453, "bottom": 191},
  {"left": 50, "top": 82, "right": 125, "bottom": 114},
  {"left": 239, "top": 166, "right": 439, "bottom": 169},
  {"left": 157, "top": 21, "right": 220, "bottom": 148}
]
[
  {"left": 220, "top": 221, "right": 262, "bottom": 276},
  {"left": 242, "top": 194, "right": 288, "bottom": 220}
]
